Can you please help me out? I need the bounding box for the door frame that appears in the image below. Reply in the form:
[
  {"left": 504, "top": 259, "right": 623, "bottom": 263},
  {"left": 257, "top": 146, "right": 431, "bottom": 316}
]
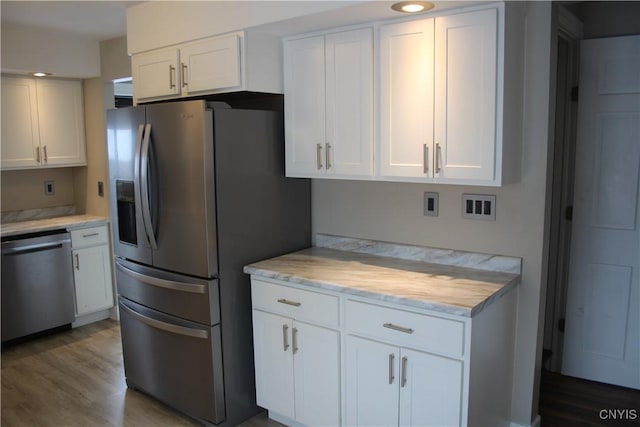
[{"left": 543, "top": 5, "right": 583, "bottom": 373}]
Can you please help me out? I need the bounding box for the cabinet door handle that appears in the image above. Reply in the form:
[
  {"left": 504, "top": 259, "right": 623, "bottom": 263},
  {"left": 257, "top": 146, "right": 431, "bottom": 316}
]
[
  {"left": 169, "top": 65, "right": 176, "bottom": 89},
  {"left": 316, "top": 143, "right": 323, "bottom": 170},
  {"left": 388, "top": 353, "right": 395, "bottom": 384},
  {"left": 292, "top": 327, "right": 299, "bottom": 354},
  {"left": 435, "top": 143, "right": 442, "bottom": 173},
  {"left": 282, "top": 324, "right": 289, "bottom": 351},
  {"left": 181, "top": 63, "right": 188, "bottom": 88},
  {"left": 277, "top": 298, "right": 301, "bottom": 307},
  {"left": 423, "top": 144, "right": 429, "bottom": 174},
  {"left": 43, "top": 145, "right": 48, "bottom": 162},
  {"left": 326, "top": 143, "right": 332, "bottom": 170},
  {"left": 75, "top": 253, "right": 80, "bottom": 270},
  {"left": 383, "top": 323, "right": 414, "bottom": 334},
  {"left": 401, "top": 356, "right": 408, "bottom": 388},
  {"left": 36, "top": 146, "right": 41, "bottom": 163},
  {"left": 82, "top": 232, "right": 99, "bottom": 238}
]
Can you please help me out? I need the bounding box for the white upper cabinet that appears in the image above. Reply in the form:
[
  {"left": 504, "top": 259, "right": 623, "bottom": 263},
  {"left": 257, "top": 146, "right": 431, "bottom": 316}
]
[
  {"left": 131, "top": 31, "right": 282, "bottom": 104},
  {"left": 379, "top": 18, "right": 435, "bottom": 179},
  {"left": 181, "top": 35, "right": 241, "bottom": 93},
  {"left": 283, "top": 2, "right": 524, "bottom": 186},
  {"left": 285, "top": 28, "right": 373, "bottom": 179},
  {"left": 1, "top": 77, "right": 40, "bottom": 169},
  {"left": 1, "top": 76, "right": 86, "bottom": 170},
  {"left": 434, "top": 8, "right": 497, "bottom": 182},
  {"left": 131, "top": 48, "right": 181, "bottom": 100},
  {"left": 379, "top": 7, "right": 504, "bottom": 185}
]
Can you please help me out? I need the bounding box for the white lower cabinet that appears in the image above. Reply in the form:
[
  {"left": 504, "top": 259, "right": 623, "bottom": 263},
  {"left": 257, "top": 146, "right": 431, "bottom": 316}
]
[
  {"left": 251, "top": 280, "right": 340, "bottom": 426},
  {"left": 346, "top": 336, "right": 463, "bottom": 427},
  {"left": 70, "top": 225, "right": 114, "bottom": 316},
  {"left": 250, "top": 276, "right": 517, "bottom": 427}
]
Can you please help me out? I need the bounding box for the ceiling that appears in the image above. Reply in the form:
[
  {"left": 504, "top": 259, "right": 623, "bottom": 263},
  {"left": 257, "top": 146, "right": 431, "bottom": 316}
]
[{"left": 1, "top": 1, "right": 135, "bottom": 41}]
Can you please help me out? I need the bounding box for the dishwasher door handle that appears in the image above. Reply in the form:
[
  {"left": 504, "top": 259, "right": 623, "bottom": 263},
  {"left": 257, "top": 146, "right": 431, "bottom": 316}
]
[{"left": 2, "top": 242, "right": 66, "bottom": 256}]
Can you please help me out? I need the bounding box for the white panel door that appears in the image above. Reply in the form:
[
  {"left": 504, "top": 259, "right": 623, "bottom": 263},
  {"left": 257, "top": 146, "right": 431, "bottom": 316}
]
[
  {"left": 252, "top": 310, "right": 295, "bottom": 418},
  {"left": 379, "top": 18, "right": 434, "bottom": 179},
  {"left": 325, "top": 28, "right": 373, "bottom": 177},
  {"left": 345, "top": 335, "right": 400, "bottom": 427},
  {"left": 293, "top": 321, "right": 340, "bottom": 427},
  {"left": 132, "top": 48, "right": 180, "bottom": 100},
  {"left": 36, "top": 79, "right": 86, "bottom": 167},
  {"left": 1, "top": 77, "right": 40, "bottom": 169},
  {"left": 398, "top": 348, "right": 463, "bottom": 427},
  {"left": 284, "top": 36, "right": 326, "bottom": 177},
  {"left": 562, "top": 35, "right": 640, "bottom": 389},
  {"left": 182, "top": 35, "right": 241, "bottom": 94},
  {"left": 73, "top": 245, "right": 114, "bottom": 315},
  {"left": 434, "top": 9, "right": 497, "bottom": 181}
]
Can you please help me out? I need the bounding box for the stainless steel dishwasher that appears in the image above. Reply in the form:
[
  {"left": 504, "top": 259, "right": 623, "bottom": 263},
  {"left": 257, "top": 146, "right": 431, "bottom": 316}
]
[{"left": 1, "top": 230, "right": 75, "bottom": 342}]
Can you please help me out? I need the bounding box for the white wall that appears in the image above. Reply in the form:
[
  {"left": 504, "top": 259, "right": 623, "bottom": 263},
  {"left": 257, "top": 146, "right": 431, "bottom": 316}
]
[
  {"left": 126, "top": 0, "right": 359, "bottom": 54},
  {"left": 312, "top": 3, "right": 554, "bottom": 425},
  {"left": 0, "top": 22, "right": 100, "bottom": 78}
]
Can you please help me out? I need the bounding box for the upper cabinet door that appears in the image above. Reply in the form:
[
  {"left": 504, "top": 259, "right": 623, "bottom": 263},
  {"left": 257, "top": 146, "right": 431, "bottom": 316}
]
[
  {"left": 181, "top": 35, "right": 242, "bottom": 94},
  {"left": 379, "top": 18, "right": 435, "bottom": 179},
  {"left": 325, "top": 28, "right": 373, "bottom": 177},
  {"left": 284, "top": 35, "right": 326, "bottom": 177},
  {"left": 132, "top": 48, "right": 181, "bottom": 101},
  {"left": 36, "top": 79, "right": 86, "bottom": 167},
  {"left": 1, "top": 77, "right": 40, "bottom": 169},
  {"left": 434, "top": 8, "right": 497, "bottom": 182}
]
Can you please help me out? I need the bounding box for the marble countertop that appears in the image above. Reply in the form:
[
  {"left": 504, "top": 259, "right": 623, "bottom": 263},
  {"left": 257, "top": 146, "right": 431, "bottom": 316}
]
[
  {"left": 244, "top": 236, "right": 521, "bottom": 317},
  {"left": 1, "top": 215, "right": 109, "bottom": 238}
]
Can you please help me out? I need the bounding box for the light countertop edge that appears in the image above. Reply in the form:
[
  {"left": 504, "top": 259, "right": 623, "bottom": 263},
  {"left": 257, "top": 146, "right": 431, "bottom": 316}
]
[
  {"left": 1, "top": 215, "right": 110, "bottom": 238},
  {"left": 244, "top": 247, "right": 521, "bottom": 318}
]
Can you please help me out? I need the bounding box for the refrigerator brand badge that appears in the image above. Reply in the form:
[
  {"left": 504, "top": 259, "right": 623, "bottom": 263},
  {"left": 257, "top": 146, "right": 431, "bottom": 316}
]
[{"left": 181, "top": 113, "right": 195, "bottom": 120}]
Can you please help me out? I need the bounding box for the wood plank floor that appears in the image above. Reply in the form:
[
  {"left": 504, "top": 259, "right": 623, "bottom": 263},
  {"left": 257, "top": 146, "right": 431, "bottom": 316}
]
[{"left": 3, "top": 320, "right": 639, "bottom": 426}]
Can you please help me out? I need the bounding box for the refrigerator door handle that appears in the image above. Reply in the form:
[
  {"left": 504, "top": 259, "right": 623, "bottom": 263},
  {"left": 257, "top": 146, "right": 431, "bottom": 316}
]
[
  {"left": 120, "top": 301, "right": 209, "bottom": 339},
  {"left": 140, "top": 123, "right": 158, "bottom": 250},
  {"left": 116, "top": 261, "right": 207, "bottom": 294}
]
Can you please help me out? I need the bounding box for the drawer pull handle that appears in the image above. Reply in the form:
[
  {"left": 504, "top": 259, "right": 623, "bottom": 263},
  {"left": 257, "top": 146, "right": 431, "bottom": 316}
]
[
  {"left": 401, "top": 356, "right": 408, "bottom": 388},
  {"left": 82, "top": 232, "right": 100, "bottom": 238},
  {"left": 388, "top": 353, "right": 395, "bottom": 384},
  {"left": 283, "top": 324, "right": 289, "bottom": 351},
  {"left": 277, "top": 298, "right": 301, "bottom": 307},
  {"left": 383, "top": 323, "right": 414, "bottom": 334}
]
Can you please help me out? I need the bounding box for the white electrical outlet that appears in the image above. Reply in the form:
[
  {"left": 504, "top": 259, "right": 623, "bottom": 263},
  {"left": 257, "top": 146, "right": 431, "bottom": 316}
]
[{"left": 462, "top": 194, "right": 496, "bottom": 221}]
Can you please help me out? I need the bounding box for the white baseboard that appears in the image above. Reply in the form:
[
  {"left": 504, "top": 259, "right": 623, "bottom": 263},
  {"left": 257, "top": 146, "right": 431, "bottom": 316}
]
[
  {"left": 510, "top": 414, "right": 541, "bottom": 427},
  {"left": 72, "top": 308, "right": 112, "bottom": 328}
]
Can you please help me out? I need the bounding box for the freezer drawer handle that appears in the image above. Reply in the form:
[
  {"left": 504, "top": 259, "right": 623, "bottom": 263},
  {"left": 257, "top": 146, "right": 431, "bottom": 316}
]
[
  {"left": 116, "top": 262, "right": 207, "bottom": 294},
  {"left": 120, "top": 302, "right": 209, "bottom": 339}
]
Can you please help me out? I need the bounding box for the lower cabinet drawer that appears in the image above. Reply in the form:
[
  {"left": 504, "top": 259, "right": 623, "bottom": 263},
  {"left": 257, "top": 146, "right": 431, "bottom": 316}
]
[
  {"left": 70, "top": 225, "right": 109, "bottom": 248},
  {"left": 345, "top": 299, "right": 465, "bottom": 357},
  {"left": 251, "top": 279, "right": 339, "bottom": 327}
]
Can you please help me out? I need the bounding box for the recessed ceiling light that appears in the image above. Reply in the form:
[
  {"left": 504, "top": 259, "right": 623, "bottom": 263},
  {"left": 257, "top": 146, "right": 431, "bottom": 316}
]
[
  {"left": 391, "top": 1, "right": 434, "bottom": 13},
  {"left": 32, "top": 72, "right": 52, "bottom": 77}
]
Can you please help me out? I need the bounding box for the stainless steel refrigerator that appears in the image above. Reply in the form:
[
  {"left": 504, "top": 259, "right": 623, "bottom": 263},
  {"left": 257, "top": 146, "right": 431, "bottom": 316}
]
[{"left": 107, "top": 100, "right": 310, "bottom": 426}]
